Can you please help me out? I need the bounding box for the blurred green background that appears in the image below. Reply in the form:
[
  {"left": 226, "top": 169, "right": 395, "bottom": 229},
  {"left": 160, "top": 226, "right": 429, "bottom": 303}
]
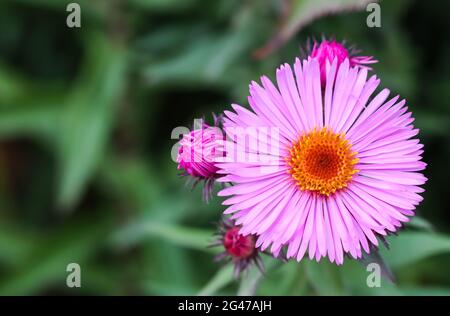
[{"left": 0, "top": 0, "right": 450, "bottom": 295}]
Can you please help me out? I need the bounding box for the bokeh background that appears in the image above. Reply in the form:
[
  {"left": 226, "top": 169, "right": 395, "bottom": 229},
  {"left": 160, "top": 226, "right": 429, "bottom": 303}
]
[{"left": 0, "top": 0, "right": 450, "bottom": 295}]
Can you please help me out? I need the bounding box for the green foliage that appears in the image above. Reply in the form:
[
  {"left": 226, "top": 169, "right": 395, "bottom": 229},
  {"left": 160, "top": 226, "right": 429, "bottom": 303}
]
[{"left": 0, "top": 0, "right": 449, "bottom": 295}]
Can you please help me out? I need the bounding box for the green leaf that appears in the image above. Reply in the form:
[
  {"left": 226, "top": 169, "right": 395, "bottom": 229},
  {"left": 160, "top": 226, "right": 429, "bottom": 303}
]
[
  {"left": 0, "top": 214, "right": 113, "bottom": 295},
  {"left": 143, "top": 280, "right": 198, "bottom": 296},
  {"left": 340, "top": 260, "right": 402, "bottom": 295},
  {"left": 237, "top": 256, "right": 278, "bottom": 296},
  {"left": 259, "top": 261, "right": 308, "bottom": 295},
  {"left": 112, "top": 221, "right": 214, "bottom": 252},
  {"left": 255, "top": 0, "right": 376, "bottom": 58},
  {"left": 382, "top": 232, "right": 450, "bottom": 268},
  {"left": 198, "top": 265, "right": 234, "bottom": 296},
  {"left": 129, "top": 0, "right": 199, "bottom": 12},
  {"left": 0, "top": 103, "right": 59, "bottom": 142},
  {"left": 407, "top": 216, "right": 434, "bottom": 232},
  {"left": 142, "top": 7, "right": 257, "bottom": 86},
  {"left": 237, "top": 267, "right": 263, "bottom": 296},
  {"left": 400, "top": 287, "right": 450, "bottom": 296},
  {"left": 141, "top": 244, "right": 197, "bottom": 295},
  {"left": 11, "top": 0, "right": 107, "bottom": 19},
  {"left": 144, "top": 33, "right": 246, "bottom": 85},
  {"left": 304, "top": 260, "right": 346, "bottom": 295},
  {"left": 0, "top": 64, "right": 31, "bottom": 104},
  {"left": 56, "top": 33, "right": 127, "bottom": 210},
  {"left": 98, "top": 157, "right": 161, "bottom": 212},
  {"left": 77, "top": 263, "right": 127, "bottom": 295},
  {"left": 0, "top": 223, "right": 40, "bottom": 266}
]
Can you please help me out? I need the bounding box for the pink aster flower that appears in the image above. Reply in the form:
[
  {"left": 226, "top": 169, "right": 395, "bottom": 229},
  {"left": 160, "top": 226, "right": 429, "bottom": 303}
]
[
  {"left": 310, "top": 39, "right": 377, "bottom": 86},
  {"left": 216, "top": 57, "right": 427, "bottom": 265},
  {"left": 177, "top": 115, "right": 225, "bottom": 202}
]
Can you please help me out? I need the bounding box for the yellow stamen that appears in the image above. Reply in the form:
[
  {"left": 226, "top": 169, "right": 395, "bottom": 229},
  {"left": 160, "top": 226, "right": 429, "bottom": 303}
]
[{"left": 287, "top": 127, "right": 358, "bottom": 196}]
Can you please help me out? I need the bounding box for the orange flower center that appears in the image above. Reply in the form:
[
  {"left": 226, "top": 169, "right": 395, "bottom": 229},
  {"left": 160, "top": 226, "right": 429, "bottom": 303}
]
[{"left": 287, "top": 127, "right": 359, "bottom": 196}]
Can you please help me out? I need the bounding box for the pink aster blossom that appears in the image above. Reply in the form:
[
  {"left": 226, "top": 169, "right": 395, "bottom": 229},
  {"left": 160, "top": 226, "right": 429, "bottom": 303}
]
[
  {"left": 216, "top": 57, "right": 427, "bottom": 265},
  {"left": 177, "top": 116, "right": 225, "bottom": 201},
  {"left": 310, "top": 39, "right": 377, "bottom": 86}
]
